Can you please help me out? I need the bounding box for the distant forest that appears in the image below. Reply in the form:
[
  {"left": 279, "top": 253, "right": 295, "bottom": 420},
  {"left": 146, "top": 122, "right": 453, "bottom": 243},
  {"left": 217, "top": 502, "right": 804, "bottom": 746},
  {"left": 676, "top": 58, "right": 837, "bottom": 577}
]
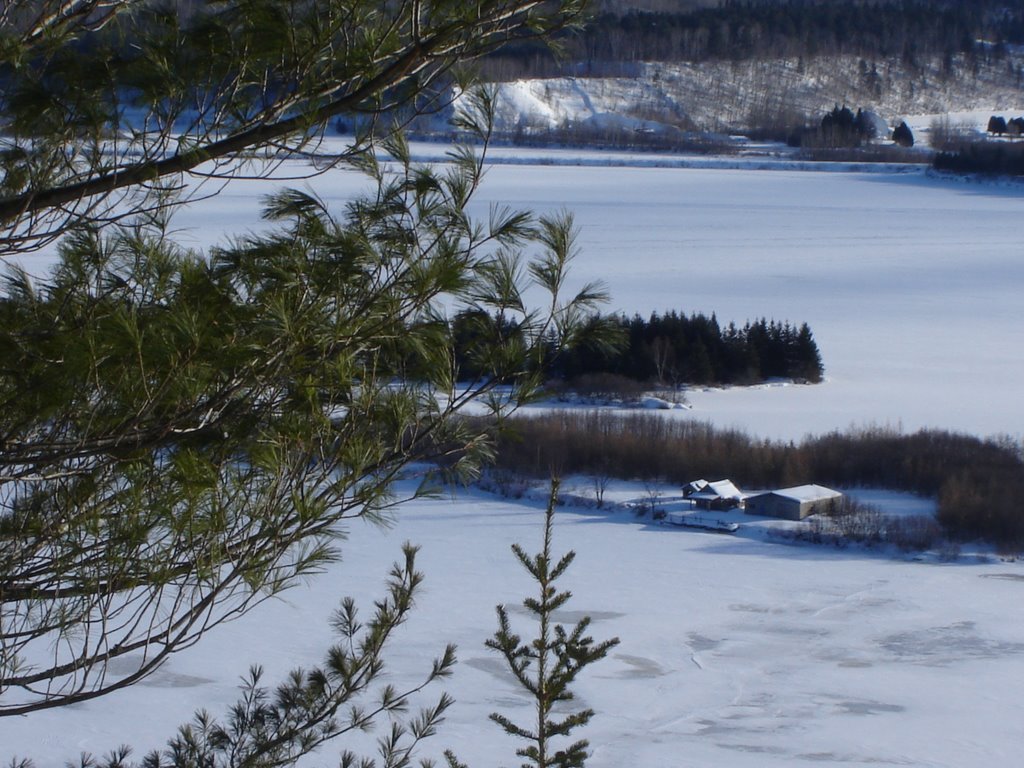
[
  {"left": 556, "top": 311, "right": 824, "bottom": 386},
  {"left": 453, "top": 310, "right": 824, "bottom": 387},
  {"left": 481, "top": 0, "right": 1024, "bottom": 78}
]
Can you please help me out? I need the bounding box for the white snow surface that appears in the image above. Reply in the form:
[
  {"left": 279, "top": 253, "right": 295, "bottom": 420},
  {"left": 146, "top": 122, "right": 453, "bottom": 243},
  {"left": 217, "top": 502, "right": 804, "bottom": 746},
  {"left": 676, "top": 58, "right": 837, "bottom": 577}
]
[
  {"left": 97, "top": 140, "right": 1024, "bottom": 442},
  {"left": 6, "top": 139, "right": 1024, "bottom": 766},
  {"left": 771, "top": 484, "right": 844, "bottom": 503},
  {"left": 5, "top": 480, "right": 1024, "bottom": 767}
]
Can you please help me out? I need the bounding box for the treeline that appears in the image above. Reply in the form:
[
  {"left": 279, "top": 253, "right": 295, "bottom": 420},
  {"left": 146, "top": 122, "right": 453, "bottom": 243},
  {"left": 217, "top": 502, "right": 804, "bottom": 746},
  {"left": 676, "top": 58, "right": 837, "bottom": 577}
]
[
  {"left": 791, "top": 104, "right": 883, "bottom": 148},
  {"left": 787, "top": 105, "right": 916, "bottom": 155},
  {"left": 451, "top": 310, "right": 823, "bottom": 387},
  {"left": 553, "top": 311, "right": 824, "bottom": 386},
  {"left": 934, "top": 141, "right": 1024, "bottom": 176},
  {"left": 480, "top": 0, "right": 1024, "bottom": 79},
  {"left": 487, "top": 412, "right": 1024, "bottom": 550}
]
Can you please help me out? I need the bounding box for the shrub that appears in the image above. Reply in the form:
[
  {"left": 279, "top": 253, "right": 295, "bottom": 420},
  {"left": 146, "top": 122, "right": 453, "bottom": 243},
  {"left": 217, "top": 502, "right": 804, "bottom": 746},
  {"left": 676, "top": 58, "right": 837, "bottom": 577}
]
[
  {"left": 888, "top": 516, "right": 943, "bottom": 552},
  {"left": 564, "top": 372, "right": 649, "bottom": 403},
  {"left": 934, "top": 139, "right": 1024, "bottom": 176}
]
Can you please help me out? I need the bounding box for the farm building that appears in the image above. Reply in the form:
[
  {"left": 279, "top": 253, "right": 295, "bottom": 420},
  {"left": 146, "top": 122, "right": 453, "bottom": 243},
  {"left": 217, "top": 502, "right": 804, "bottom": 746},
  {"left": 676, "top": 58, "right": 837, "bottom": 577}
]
[
  {"left": 685, "top": 479, "right": 744, "bottom": 510},
  {"left": 745, "top": 484, "right": 843, "bottom": 521}
]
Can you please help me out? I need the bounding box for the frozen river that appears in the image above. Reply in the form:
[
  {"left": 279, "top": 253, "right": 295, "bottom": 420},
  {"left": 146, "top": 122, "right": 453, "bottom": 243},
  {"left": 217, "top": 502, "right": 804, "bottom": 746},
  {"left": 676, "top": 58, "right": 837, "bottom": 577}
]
[{"left": 176, "top": 149, "right": 1024, "bottom": 441}]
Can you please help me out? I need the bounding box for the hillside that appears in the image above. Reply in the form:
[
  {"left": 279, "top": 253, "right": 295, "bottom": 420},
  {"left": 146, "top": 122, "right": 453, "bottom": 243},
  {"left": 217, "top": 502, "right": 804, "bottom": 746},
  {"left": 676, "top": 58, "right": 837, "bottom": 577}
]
[
  {"left": 418, "top": 0, "right": 1024, "bottom": 146},
  {"left": 435, "top": 52, "right": 1024, "bottom": 145}
]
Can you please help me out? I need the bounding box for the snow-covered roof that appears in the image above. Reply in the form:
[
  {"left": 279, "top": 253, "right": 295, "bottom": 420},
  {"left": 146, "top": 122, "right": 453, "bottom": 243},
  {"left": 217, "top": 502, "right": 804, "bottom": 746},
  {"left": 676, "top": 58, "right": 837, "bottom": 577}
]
[
  {"left": 772, "top": 484, "right": 842, "bottom": 503},
  {"left": 692, "top": 479, "right": 741, "bottom": 501},
  {"left": 706, "top": 479, "right": 742, "bottom": 500}
]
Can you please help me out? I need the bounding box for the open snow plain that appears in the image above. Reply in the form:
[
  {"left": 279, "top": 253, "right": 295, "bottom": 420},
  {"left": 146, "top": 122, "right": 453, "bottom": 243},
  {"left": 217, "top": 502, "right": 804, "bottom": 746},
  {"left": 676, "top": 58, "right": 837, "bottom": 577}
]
[
  {"left": 173, "top": 147, "right": 1024, "bottom": 441},
  {"left": 6, "top": 151, "right": 1024, "bottom": 766},
  {"left": 464, "top": 156, "right": 1024, "bottom": 441},
  {"left": 7, "top": 483, "right": 1024, "bottom": 767}
]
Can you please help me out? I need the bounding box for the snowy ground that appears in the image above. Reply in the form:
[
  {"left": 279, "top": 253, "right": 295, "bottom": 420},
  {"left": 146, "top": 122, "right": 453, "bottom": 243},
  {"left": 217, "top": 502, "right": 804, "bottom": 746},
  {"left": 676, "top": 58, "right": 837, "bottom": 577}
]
[
  {"left": 7, "top": 478, "right": 1024, "bottom": 768},
  {"left": 164, "top": 142, "right": 1024, "bottom": 441},
  {"left": 6, "top": 143, "right": 1024, "bottom": 766}
]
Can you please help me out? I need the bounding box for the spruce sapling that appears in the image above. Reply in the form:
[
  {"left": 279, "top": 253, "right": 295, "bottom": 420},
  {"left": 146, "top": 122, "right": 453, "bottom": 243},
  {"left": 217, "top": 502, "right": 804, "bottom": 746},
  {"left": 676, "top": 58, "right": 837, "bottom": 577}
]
[{"left": 484, "top": 480, "right": 619, "bottom": 768}]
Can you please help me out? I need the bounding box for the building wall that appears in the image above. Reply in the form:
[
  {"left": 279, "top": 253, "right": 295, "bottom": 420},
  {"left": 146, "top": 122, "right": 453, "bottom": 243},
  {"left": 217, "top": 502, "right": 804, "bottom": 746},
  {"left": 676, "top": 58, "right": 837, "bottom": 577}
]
[
  {"left": 747, "top": 492, "right": 842, "bottom": 520},
  {"left": 746, "top": 493, "right": 806, "bottom": 521}
]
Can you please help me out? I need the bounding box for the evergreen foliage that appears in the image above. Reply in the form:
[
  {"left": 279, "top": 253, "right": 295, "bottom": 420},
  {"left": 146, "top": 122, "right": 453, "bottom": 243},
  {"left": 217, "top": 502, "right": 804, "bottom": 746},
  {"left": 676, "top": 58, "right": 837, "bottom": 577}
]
[
  {"left": 987, "top": 115, "right": 1008, "bottom": 135},
  {"left": 0, "top": 0, "right": 587, "bottom": 255},
  {"left": 793, "top": 105, "right": 881, "bottom": 149},
  {"left": 480, "top": 480, "right": 619, "bottom": 768},
  {"left": 0, "top": 0, "right": 602, "bottom": 718},
  {"left": 11, "top": 547, "right": 458, "bottom": 768},
  {"left": 892, "top": 121, "right": 915, "bottom": 147},
  {"left": 548, "top": 311, "right": 823, "bottom": 387},
  {"left": 0, "top": 124, "right": 607, "bottom": 716}
]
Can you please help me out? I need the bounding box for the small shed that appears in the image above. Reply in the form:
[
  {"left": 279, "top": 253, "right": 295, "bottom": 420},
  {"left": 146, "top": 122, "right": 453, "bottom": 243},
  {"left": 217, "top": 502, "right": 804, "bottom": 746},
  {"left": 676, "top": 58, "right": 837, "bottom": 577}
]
[
  {"left": 688, "top": 479, "right": 743, "bottom": 510},
  {"left": 683, "top": 479, "right": 709, "bottom": 496},
  {"left": 745, "top": 484, "right": 843, "bottom": 521}
]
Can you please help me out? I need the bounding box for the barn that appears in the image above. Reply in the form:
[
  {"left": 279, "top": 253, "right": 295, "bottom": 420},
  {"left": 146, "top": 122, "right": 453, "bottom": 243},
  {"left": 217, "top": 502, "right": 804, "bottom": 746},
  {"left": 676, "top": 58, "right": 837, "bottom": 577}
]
[
  {"left": 686, "top": 479, "right": 744, "bottom": 510},
  {"left": 745, "top": 484, "right": 843, "bottom": 521}
]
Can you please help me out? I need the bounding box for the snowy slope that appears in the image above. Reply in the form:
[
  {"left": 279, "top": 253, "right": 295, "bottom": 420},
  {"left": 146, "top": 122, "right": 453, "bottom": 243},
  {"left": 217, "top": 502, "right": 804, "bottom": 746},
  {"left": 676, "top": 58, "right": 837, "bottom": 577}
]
[{"left": 443, "top": 54, "right": 1024, "bottom": 139}]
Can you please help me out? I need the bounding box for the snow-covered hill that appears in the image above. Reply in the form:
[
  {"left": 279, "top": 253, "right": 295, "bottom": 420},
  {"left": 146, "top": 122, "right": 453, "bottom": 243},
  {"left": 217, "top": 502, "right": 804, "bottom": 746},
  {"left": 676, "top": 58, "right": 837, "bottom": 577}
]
[{"left": 439, "top": 53, "right": 1024, "bottom": 142}]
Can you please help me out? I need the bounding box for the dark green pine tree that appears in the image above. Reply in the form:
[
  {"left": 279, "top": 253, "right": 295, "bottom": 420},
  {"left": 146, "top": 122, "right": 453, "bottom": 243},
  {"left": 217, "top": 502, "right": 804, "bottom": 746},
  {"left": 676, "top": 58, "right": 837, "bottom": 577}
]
[
  {"left": 795, "top": 322, "right": 825, "bottom": 383},
  {"left": 893, "top": 120, "right": 915, "bottom": 147}
]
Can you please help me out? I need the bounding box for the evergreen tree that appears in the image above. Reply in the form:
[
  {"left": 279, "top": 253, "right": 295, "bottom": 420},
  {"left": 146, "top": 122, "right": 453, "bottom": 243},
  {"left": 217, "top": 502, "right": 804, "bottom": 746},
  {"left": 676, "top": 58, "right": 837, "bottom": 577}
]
[
  {"left": 0, "top": 0, "right": 596, "bottom": 719},
  {"left": 794, "top": 322, "right": 825, "bottom": 383},
  {"left": 988, "top": 115, "right": 1008, "bottom": 135},
  {"left": 893, "top": 120, "right": 915, "bottom": 147},
  {"left": 97, "top": 547, "right": 456, "bottom": 768},
  {"left": 482, "top": 480, "right": 619, "bottom": 768},
  {"left": 0, "top": 125, "right": 608, "bottom": 718}
]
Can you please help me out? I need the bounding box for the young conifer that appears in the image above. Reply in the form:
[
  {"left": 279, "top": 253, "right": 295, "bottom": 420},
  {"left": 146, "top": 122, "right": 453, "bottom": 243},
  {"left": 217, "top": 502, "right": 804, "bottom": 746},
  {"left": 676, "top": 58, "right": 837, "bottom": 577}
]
[{"left": 483, "top": 480, "right": 619, "bottom": 768}]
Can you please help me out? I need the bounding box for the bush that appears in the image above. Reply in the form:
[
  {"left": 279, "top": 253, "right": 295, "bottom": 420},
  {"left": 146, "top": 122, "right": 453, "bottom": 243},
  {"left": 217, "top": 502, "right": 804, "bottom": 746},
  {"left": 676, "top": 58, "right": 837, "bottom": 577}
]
[
  {"left": 934, "top": 139, "right": 1024, "bottom": 176},
  {"left": 888, "top": 516, "right": 943, "bottom": 552},
  {"left": 563, "top": 372, "right": 649, "bottom": 403}
]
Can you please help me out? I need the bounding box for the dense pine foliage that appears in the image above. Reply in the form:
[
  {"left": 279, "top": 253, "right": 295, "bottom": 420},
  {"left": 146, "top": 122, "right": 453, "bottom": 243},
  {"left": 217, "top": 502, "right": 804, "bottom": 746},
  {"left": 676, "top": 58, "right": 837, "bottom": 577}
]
[
  {"left": 452, "top": 310, "right": 824, "bottom": 386},
  {"left": 554, "top": 311, "right": 824, "bottom": 386},
  {"left": 791, "top": 104, "right": 883, "bottom": 148}
]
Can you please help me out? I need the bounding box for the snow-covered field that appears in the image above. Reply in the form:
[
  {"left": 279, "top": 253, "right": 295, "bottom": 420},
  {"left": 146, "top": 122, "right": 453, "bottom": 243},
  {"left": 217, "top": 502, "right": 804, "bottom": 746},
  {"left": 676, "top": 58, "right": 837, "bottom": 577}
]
[
  {"left": 169, "top": 143, "right": 1024, "bottom": 441},
  {"left": 7, "top": 479, "right": 1024, "bottom": 767},
  {"left": 6, "top": 147, "right": 1024, "bottom": 766}
]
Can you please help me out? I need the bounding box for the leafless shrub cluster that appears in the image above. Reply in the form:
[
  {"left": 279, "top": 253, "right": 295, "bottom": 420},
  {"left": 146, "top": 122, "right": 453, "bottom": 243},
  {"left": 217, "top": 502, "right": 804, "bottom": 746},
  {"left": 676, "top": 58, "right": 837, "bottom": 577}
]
[
  {"left": 488, "top": 414, "right": 1024, "bottom": 550},
  {"left": 767, "top": 498, "right": 943, "bottom": 553}
]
